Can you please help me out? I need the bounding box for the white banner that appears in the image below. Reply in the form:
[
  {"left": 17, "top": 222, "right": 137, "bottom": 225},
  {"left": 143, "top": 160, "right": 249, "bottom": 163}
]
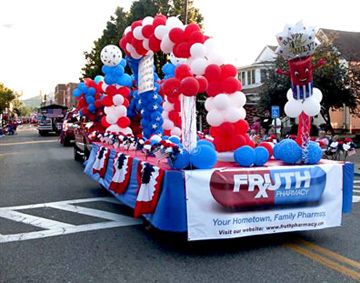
[
  {"left": 138, "top": 53, "right": 154, "bottom": 94},
  {"left": 185, "top": 164, "right": 343, "bottom": 241}
]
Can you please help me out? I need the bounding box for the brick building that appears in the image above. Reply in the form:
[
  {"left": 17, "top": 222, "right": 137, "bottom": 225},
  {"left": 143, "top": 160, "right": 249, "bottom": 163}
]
[{"left": 54, "top": 83, "right": 78, "bottom": 108}]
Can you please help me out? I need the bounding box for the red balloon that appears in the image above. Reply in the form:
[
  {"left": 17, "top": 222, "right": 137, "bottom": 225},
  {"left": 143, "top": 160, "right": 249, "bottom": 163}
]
[
  {"left": 101, "top": 95, "right": 113, "bottom": 107},
  {"left": 101, "top": 116, "right": 110, "bottom": 128},
  {"left": 209, "top": 126, "right": 221, "bottom": 138},
  {"left": 173, "top": 42, "right": 191, "bottom": 59},
  {"left": 123, "top": 98, "right": 129, "bottom": 108},
  {"left": 117, "top": 116, "right": 131, "bottom": 128},
  {"left": 204, "top": 64, "right": 221, "bottom": 81},
  {"left": 222, "top": 77, "right": 240, "bottom": 94},
  {"left": 106, "top": 85, "right": 117, "bottom": 96},
  {"left": 77, "top": 97, "right": 86, "bottom": 108},
  {"left": 169, "top": 28, "right": 185, "bottom": 43},
  {"left": 118, "top": 87, "right": 130, "bottom": 98},
  {"left": 180, "top": 77, "right": 199, "bottom": 97},
  {"left": 184, "top": 23, "right": 201, "bottom": 40},
  {"left": 131, "top": 20, "right": 142, "bottom": 30},
  {"left": 163, "top": 129, "right": 171, "bottom": 136},
  {"left": 189, "top": 31, "right": 205, "bottom": 44},
  {"left": 196, "top": 76, "right": 208, "bottom": 93},
  {"left": 231, "top": 134, "right": 247, "bottom": 149},
  {"left": 173, "top": 101, "right": 181, "bottom": 112},
  {"left": 167, "top": 95, "right": 179, "bottom": 104},
  {"left": 132, "top": 38, "right": 147, "bottom": 55},
  {"left": 234, "top": 119, "right": 249, "bottom": 135},
  {"left": 173, "top": 116, "right": 182, "bottom": 127},
  {"left": 119, "top": 37, "right": 127, "bottom": 51},
  {"left": 219, "top": 122, "right": 235, "bottom": 137},
  {"left": 213, "top": 136, "right": 231, "bottom": 152},
  {"left": 247, "top": 140, "right": 256, "bottom": 148},
  {"left": 168, "top": 110, "right": 180, "bottom": 121},
  {"left": 175, "top": 64, "right": 192, "bottom": 80},
  {"left": 221, "top": 64, "right": 238, "bottom": 79},
  {"left": 206, "top": 81, "right": 222, "bottom": 97},
  {"left": 94, "top": 99, "right": 102, "bottom": 108},
  {"left": 162, "top": 78, "right": 181, "bottom": 97},
  {"left": 142, "top": 25, "right": 154, "bottom": 38},
  {"left": 258, "top": 142, "right": 274, "bottom": 157},
  {"left": 82, "top": 107, "right": 89, "bottom": 116},
  {"left": 125, "top": 32, "right": 134, "bottom": 43},
  {"left": 149, "top": 35, "right": 161, "bottom": 52},
  {"left": 153, "top": 15, "right": 167, "bottom": 27}
]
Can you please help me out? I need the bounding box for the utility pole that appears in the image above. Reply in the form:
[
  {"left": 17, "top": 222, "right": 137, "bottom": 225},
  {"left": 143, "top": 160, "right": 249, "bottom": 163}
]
[{"left": 184, "top": 0, "right": 188, "bottom": 24}]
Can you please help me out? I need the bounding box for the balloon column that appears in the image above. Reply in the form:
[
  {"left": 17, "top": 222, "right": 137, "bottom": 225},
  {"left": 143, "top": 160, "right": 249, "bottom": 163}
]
[
  {"left": 72, "top": 78, "right": 104, "bottom": 121},
  {"left": 275, "top": 22, "right": 324, "bottom": 164},
  {"left": 99, "top": 45, "right": 133, "bottom": 135}
]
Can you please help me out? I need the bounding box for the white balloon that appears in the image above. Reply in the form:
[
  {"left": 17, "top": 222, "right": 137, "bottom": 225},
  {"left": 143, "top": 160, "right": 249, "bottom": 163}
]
[
  {"left": 104, "top": 106, "right": 112, "bottom": 115},
  {"left": 163, "top": 119, "right": 174, "bottom": 130},
  {"left": 130, "top": 50, "right": 142, "bottom": 59},
  {"left": 204, "top": 38, "right": 216, "bottom": 54},
  {"left": 106, "top": 124, "right": 122, "bottom": 133},
  {"left": 204, "top": 97, "right": 215, "bottom": 111},
  {"left": 163, "top": 101, "right": 174, "bottom": 111},
  {"left": 162, "top": 111, "right": 169, "bottom": 119},
  {"left": 190, "top": 58, "right": 207, "bottom": 75},
  {"left": 206, "top": 109, "right": 224, "bottom": 126},
  {"left": 121, "top": 127, "right": 133, "bottom": 135},
  {"left": 142, "top": 16, "right": 154, "bottom": 26},
  {"left": 166, "top": 17, "right": 184, "bottom": 29},
  {"left": 101, "top": 82, "right": 108, "bottom": 92},
  {"left": 116, "top": 105, "right": 127, "bottom": 117},
  {"left": 154, "top": 25, "right": 168, "bottom": 40},
  {"left": 106, "top": 114, "right": 118, "bottom": 125},
  {"left": 169, "top": 53, "right": 186, "bottom": 65},
  {"left": 124, "top": 26, "right": 131, "bottom": 34},
  {"left": 229, "top": 91, "right": 246, "bottom": 107},
  {"left": 126, "top": 43, "right": 135, "bottom": 53},
  {"left": 287, "top": 88, "right": 294, "bottom": 100},
  {"left": 133, "top": 26, "right": 145, "bottom": 40},
  {"left": 171, "top": 127, "right": 182, "bottom": 136},
  {"left": 113, "top": 94, "right": 124, "bottom": 106},
  {"left": 190, "top": 43, "right": 206, "bottom": 59},
  {"left": 238, "top": 107, "right": 246, "bottom": 120},
  {"left": 160, "top": 34, "right": 174, "bottom": 54},
  {"left": 213, "top": 93, "right": 231, "bottom": 111},
  {"left": 142, "top": 39, "right": 150, "bottom": 50},
  {"left": 224, "top": 107, "right": 243, "bottom": 123},
  {"left": 312, "top": 88, "right": 323, "bottom": 102},
  {"left": 100, "top": 45, "right": 122, "bottom": 67},
  {"left": 303, "top": 97, "right": 321, "bottom": 116},
  {"left": 207, "top": 51, "right": 225, "bottom": 65},
  {"left": 284, "top": 100, "right": 303, "bottom": 118}
]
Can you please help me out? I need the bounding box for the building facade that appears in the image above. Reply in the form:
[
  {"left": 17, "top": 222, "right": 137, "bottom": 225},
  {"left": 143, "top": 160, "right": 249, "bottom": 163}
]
[{"left": 54, "top": 83, "right": 78, "bottom": 109}]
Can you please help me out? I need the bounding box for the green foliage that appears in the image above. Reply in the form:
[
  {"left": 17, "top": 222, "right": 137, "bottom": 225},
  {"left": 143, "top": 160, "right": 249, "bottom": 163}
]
[
  {"left": 258, "top": 42, "right": 360, "bottom": 130},
  {"left": 12, "top": 98, "right": 33, "bottom": 117},
  {"left": 0, "top": 83, "right": 16, "bottom": 112},
  {"left": 81, "top": 0, "right": 203, "bottom": 79}
]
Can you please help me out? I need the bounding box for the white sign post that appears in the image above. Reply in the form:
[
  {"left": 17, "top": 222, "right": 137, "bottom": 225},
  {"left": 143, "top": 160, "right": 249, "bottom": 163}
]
[{"left": 181, "top": 95, "right": 197, "bottom": 152}]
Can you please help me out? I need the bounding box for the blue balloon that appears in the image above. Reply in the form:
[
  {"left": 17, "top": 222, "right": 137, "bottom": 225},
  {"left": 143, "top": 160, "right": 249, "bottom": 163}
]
[
  {"left": 234, "top": 146, "right": 255, "bottom": 167},
  {"left": 120, "top": 59, "right": 127, "bottom": 67},
  {"left": 78, "top": 82, "right": 86, "bottom": 91},
  {"left": 305, "top": 141, "right": 323, "bottom": 164},
  {"left": 87, "top": 87, "right": 96, "bottom": 96},
  {"left": 273, "top": 139, "right": 286, "bottom": 160},
  {"left": 94, "top": 75, "right": 104, "bottom": 84},
  {"left": 169, "top": 136, "right": 181, "bottom": 144},
  {"left": 85, "top": 96, "right": 95, "bottom": 104},
  {"left": 168, "top": 149, "right": 190, "bottom": 170},
  {"left": 197, "top": 139, "right": 215, "bottom": 150},
  {"left": 162, "top": 135, "right": 169, "bottom": 140},
  {"left": 72, "top": 88, "right": 81, "bottom": 97},
  {"left": 254, "top": 146, "right": 270, "bottom": 166},
  {"left": 102, "top": 65, "right": 111, "bottom": 74},
  {"left": 113, "top": 65, "right": 125, "bottom": 76},
  {"left": 104, "top": 75, "right": 116, "bottom": 85},
  {"left": 279, "top": 139, "right": 302, "bottom": 164},
  {"left": 118, "top": 73, "right": 133, "bottom": 87},
  {"left": 190, "top": 145, "right": 217, "bottom": 169},
  {"left": 88, "top": 104, "right": 96, "bottom": 112}
]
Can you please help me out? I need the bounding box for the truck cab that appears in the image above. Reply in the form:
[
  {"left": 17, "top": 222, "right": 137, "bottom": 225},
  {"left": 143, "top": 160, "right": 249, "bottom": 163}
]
[{"left": 38, "top": 104, "right": 67, "bottom": 136}]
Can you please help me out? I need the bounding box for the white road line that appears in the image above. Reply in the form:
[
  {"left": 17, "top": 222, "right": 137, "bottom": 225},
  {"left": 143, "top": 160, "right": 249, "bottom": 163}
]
[
  {"left": 353, "top": 180, "right": 360, "bottom": 183},
  {"left": 353, "top": 189, "right": 360, "bottom": 193},
  {"left": 0, "top": 210, "right": 74, "bottom": 229},
  {"left": 353, "top": 196, "right": 360, "bottom": 203},
  {"left": 0, "top": 221, "right": 140, "bottom": 244},
  {"left": 48, "top": 203, "right": 135, "bottom": 223}
]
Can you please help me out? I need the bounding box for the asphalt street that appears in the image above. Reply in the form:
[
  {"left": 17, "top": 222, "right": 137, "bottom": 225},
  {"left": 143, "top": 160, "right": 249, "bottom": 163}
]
[{"left": 0, "top": 126, "right": 359, "bottom": 282}]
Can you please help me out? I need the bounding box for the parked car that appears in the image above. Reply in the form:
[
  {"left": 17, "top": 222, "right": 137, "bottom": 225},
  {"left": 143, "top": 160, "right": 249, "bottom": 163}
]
[
  {"left": 59, "top": 110, "right": 79, "bottom": 146},
  {"left": 38, "top": 104, "right": 67, "bottom": 136}
]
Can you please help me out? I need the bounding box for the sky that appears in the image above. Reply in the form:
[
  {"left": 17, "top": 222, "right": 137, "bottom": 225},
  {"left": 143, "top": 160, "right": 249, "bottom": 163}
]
[{"left": 0, "top": 0, "right": 359, "bottom": 99}]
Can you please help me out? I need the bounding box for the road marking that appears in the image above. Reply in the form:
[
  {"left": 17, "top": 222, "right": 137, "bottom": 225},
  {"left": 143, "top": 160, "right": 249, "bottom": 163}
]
[
  {"left": 0, "top": 140, "right": 58, "bottom": 146},
  {"left": 0, "top": 197, "right": 140, "bottom": 244},
  {"left": 353, "top": 189, "right": 360, "bottom": 193},
  {"left": 353, "top": 180, "right": 360, "bottom": 183},
  {"left": 353, "top": 195, "right": 360, "bottom": 203},
  {"left": 285, "top": 239, "right": 360, "bottom": 281},
  {"left": 0, "top": 152, "right": 21, "bottom": 157}
]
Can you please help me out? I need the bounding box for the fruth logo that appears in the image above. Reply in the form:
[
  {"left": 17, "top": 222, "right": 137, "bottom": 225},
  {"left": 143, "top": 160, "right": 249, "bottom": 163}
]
[{"left": 233, "top": 170, "right": 311, "bottom": 199}]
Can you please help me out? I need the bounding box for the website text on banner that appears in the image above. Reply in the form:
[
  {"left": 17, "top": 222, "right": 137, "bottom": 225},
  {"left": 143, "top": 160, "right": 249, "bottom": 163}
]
[{"left": 185, "top": 164, "right": 343, "bottom": 241}]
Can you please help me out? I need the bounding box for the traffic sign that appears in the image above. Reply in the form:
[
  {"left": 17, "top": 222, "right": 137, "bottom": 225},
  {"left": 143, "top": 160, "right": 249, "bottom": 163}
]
[{"left": 271, "top": 106, "right": 280, "bottom": 118}]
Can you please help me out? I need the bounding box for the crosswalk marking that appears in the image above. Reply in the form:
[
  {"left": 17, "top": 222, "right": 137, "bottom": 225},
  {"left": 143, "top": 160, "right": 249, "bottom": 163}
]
[
  {"left": 353, "top": 177, "right": 360, "bottom": 203},
  {"left": 0, "top": 197, "right": 141, "bottom": 244}
]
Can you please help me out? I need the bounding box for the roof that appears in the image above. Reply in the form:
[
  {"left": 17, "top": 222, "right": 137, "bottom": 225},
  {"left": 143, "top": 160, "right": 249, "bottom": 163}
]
[
  {"left": 40, "top": 104, "right": 68, "bottom": 110},
  {"left": 267, "top": 45, "right": 277, "bottom": 52},
  {"left": 254, "top": 45, "right": 277, "bottom": 63},
  {"left": 319, "top": 28, "right": 360, "bottom": 61}
]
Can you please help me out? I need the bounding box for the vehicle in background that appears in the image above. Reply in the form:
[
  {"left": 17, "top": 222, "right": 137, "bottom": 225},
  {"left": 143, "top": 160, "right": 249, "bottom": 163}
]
[
  {"left": 59, "top": 109, "right": 79, "bottom": 146},
  {"left": 74, "top": 119, "right": 104, "bottom": 162},
  {"left": 38, "top": 104, "right": 67, "bottom": 136}
]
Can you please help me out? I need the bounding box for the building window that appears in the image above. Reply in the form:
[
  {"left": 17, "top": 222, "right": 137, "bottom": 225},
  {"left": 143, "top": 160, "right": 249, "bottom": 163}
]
[
  {"left": 260, "top": 69, "right": 267, "bottom": 82},
  {"left": 241, "top": 72, "right": 246, "bottom": 85},
  {"left": 251, "top": 69, "right": 256, "bottom": 84},
  {"left": 247, "top": 70, "right": 251, "bottom": 85}
]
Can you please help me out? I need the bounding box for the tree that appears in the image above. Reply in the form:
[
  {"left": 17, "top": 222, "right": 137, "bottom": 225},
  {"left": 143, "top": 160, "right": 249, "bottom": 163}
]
[
  {"left": 12, "top": 98, "right": 33, "bottom": 117},
  {"left": 0, "top": 83, "right": 16, "bottom": 113},
  {"left": 81, "top": 0, "right": 203, "bottom": 79},
  {"left": 258, "top": 42, "right": 360, "bottom": 132}
]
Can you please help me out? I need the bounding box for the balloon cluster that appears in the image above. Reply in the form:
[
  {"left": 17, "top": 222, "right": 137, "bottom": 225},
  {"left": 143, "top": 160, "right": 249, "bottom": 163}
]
[
  {"left": 234, "top": 145, "right": 270, "bottom": 167},
  {"left": 273, "top": 139, "right": 322, "bottom": 165},
  {"left": 72, "top": 79, "right": 104, "bottom": 121}
]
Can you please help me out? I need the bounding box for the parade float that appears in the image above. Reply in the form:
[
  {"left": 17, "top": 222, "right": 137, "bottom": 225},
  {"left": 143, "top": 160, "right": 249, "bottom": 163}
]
[{"left": 75, "top": 17, "right": 354, "bottom": 241}]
